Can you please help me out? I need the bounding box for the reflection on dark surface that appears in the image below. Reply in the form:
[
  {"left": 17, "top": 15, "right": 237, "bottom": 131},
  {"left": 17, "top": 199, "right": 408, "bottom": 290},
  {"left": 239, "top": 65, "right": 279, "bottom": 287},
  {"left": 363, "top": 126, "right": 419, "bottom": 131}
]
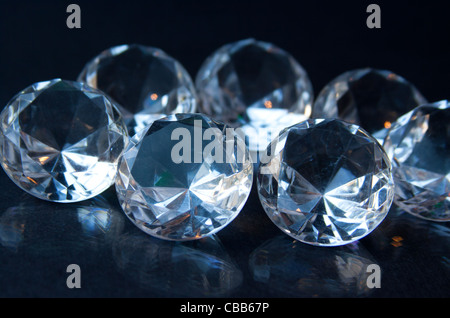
[
  {"left": 366, "top": 207, "right": 450, "bottom": 252},
  {"left": 249, "top": 235, "right": 377, "bottom": 297},
  {"left": 360, "top": 207, "right": 450, "bottom": 297},
  {"left": 113, "top": 231, "right": 243, "bottom": 297},
  {"left": 0, "top": 193, "right": 126, "bottom": 297},
  {"left": 0, "top": 187, "right": 448, "bottom": 297},
  {"left": 0, "top": 194, "right": 125, "bottom": 253}
]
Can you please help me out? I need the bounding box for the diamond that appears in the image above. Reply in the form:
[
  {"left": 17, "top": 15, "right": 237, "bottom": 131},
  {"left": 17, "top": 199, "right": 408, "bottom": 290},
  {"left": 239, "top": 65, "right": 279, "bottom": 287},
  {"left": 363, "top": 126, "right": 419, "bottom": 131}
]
[
  {"left": 78, "top": 44, "right": 197, "bottom": 136},
  {"left": 257, "top": 119, "right": 394, "bottom": 246},
  {"left": 115, "top": 113, "right": 253, "bottom": 241},
  {"left": 312, "top": 68, "right": 427, "bottom": 141},
  {"left": 0, "top": 79, "right": 128, "bottom": 202},
  {"left": 195, "top": 38, "right": 313, "bottom": 153},
  {"left": 382, "top": 101, "right": 450, "bottom": 221}
]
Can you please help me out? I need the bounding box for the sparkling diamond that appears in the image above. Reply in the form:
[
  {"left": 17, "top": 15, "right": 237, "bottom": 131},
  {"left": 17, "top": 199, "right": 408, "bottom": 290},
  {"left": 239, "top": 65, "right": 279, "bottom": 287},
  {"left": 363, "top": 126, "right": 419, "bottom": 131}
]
[
  {"left": 0, "top": 79, "right": 128, "bottom": 202},
  {"left": 115, "top": 113, "right": 253, "bottom": 241},
  {"left": 257, "top": 119, "right": 394, "bottom": 246},
  {"left": 195, "top": 38, "right": 313, "bottom": 153},
  {"left": 382, "top": 101, "right": 450, "bottom": 221},
  {"left": 312, "top": 68, "right": 427, "bottom": 141},
  {"left": 78, "top": 44, "right": 197, "bottom": 136}
]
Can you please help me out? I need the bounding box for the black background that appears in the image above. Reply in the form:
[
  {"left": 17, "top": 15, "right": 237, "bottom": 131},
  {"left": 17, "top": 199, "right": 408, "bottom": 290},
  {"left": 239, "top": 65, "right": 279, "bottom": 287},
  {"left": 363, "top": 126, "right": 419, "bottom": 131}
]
[
  {"left": 1, "top": 0, "right": 450, "bottom": 106},
  {"left": 0, "top": 0, "right": 449, "bottom": 301}
]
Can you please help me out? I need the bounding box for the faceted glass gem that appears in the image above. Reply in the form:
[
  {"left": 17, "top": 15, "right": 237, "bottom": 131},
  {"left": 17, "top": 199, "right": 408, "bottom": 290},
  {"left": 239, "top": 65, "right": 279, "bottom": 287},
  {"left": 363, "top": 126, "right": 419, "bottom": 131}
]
[
  {"left": 257, "top": 119, "right": 394, "bottom": 246},
  {"left": 312, "top": 68, "right": 427, "bottom": 140},
  {"left": 115, "top": 113, "right": 253, "bottom": 241},
  {"left": 0, "top": 79, "right": 128, "bottom": 202},
  {"left": 382, "top": 101, "right": 450, "bottom": 221},
  {"left": 195, "top": 38, "right": 314, "bottom": 153},
  {"left": 78, "top": 44, "right": 197, "bottom": 136}
]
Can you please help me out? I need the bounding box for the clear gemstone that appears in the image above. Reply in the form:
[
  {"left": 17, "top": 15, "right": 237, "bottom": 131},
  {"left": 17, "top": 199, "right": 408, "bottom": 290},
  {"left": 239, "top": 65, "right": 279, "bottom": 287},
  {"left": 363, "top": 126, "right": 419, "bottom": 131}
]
[
  {"left": 382, "top": 101, "right": 450, "bottom": 221},
  {"left": 78, "top": 44, "right": 197, "bottom": 136},
  {"left": 115, "top": 113, "right": 253, "bottom": 241},
  {"left": 195, "top": 38, "right": 313, "bottom": 153},
  {"left": 257, "top": 119, "right": 394, "bottom": 246},
  {"left": 312, "top": 68, "right": 427, "bottom": 141},
  {"left": 0, "top": 79, "right": 128, "bottom": 202}
]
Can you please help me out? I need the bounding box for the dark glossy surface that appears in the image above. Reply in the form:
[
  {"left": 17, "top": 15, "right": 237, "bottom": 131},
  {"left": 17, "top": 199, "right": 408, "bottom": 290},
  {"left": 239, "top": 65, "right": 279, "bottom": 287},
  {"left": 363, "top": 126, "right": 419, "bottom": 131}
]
[
  {"left": 0, "top": 0, "right": 449, "bottom": 298},
  {"left": 0, "top": 175, "right": 449, "bottom": 298}
]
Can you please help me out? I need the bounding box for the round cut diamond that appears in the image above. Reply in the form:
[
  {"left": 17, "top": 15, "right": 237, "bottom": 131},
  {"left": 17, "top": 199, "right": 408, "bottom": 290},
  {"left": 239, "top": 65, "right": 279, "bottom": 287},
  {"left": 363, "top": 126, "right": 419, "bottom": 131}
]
[
  {"left": 115, "top": 113, "right": 253, "bottom": 241},
  {"left": 382, "top": 101, "right": 450, "bottom": 221},
  {"left": 195, "top": 38, "right": 313, "bottom": 153},
  {"left": 257, "top": 119, "right": 394, "bottom": 246},
  {"left": 0, "top": 79, "right": 128, "bottom": 202},
  {"left": 78, "top": 44, "right": 197, "bottom": 135},
  {"left": 312, "top": 68, "right": 427, "bottom": 140}
]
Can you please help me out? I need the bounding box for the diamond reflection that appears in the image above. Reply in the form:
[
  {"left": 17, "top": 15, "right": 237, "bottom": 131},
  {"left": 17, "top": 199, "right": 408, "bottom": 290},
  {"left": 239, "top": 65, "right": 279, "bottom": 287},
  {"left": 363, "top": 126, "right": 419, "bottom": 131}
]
[
  {"left": 249, "top": 235, "right": 377, "bottom": 297},
  {"left": 0, "top": 194, "right": 125, "bottom": 254},
  {"left": 113, "top": 231, "right": 243, "bottom": 297},
  {"left": 360, "top": 207, "right": 450, "bottom": 296},
  {"left": 365, "top": 206, "right": 450, "bottom": 259}
]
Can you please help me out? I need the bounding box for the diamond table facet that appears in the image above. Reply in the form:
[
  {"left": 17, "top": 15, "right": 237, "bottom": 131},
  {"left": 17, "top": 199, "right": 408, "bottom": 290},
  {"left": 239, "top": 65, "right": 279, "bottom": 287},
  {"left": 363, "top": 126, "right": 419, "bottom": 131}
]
[
  {"left": 312, "top": 68, "right": 427, "bottom": 141},
  {"left": 0, "top": 79, "right": 129, "bottom": 202},
  {"left": 196, "top": 38, "right": 314, "bottom": 153},
  {"left": 257, "top": 119, "right": 395, "bottom": 246},
  {"left": 115, "top": 113, "right": 253, "bottom": 241},
  {"left": 382, "top": 101, "right": 450, "bottom": 221},
  {"left": 78, "top": 44, "right": 197, "bottom": 136}
]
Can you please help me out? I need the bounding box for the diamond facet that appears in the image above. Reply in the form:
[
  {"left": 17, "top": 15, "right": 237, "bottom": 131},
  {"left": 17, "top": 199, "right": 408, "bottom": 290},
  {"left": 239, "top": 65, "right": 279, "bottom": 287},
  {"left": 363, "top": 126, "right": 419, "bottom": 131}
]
[
  {"left": 0, "top": 79, "right": 128, "bottom": 202},
  {"left": 78, "top": 44, "right": 197, "bottom": 136},
  {"left": 382, "top": 101, "right": 450, "bottom": 221},
  {"left": 257, "top": 119, "right": 394, "bottom": 246},
  {"left": 312, "top": 68, "right": 427, "bottom": 140},
  {"left": 115, "top": 113, "right": 253, "bottom": 241},
  {"left": 195, "top": 38, "right": 313, "bottom": 153}
]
